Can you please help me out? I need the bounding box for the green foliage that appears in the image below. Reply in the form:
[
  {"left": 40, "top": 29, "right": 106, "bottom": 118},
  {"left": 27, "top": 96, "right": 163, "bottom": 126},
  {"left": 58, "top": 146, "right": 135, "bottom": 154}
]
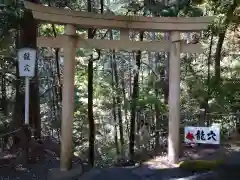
[
  {"left": 183, "top": 6, "right": 204, "bottom": 16},
  {"left": 143, "top": 0, "right": 204, "bottom": 17}
]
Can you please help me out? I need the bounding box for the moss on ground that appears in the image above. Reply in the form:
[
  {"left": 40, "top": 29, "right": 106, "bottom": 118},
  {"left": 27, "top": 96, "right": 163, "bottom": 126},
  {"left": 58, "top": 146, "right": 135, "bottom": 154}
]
[{"left": 178, "top": 159, "right": 224, "bottom": 171}]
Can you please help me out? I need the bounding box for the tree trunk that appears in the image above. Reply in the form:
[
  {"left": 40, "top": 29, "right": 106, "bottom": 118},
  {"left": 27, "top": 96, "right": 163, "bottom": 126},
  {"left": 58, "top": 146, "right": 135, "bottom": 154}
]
[
  {"left": 151, "top": 32, "right": 161, "bottom": 149},
  {"left": 206, "top": 32, "right": 214, "bottom": 126},
  {"left": 120, "top": 71, "right": 129, "bottom": 137},
  {"left": 163, "top": 33, "right": 170, "bottom": 104},
  {"left": 51, "top": 24, "right": 62, "bottom": 103},
  {"left": 214, "top": 0, "right": 237, "bottom": 86},
  {"left": 11, "top": 0, "right": 40, "bottom": 163},
  {"left": 111, "top": 50, "right": 124, "bottom": 156},
  {"left": 214, "top": 32, "right": 225, "bottom": 87},
  {"left": 154, "top": 88, "right": 161, "bottom": 149},
  {"left": 87, "top": 0, "right": 104, "bottom": 167},
  {"left": 129, "top": 31, "right": 143, "bottom": 161},
  {"left": 11, "top": 24, "right": 23, "bottom": 147},
  {"left": 50, "top": 60, "right": 57, "bottom": 121},
  {"left": 87, "top": 56, "right": 94, "bottom": 167},
  {"left": 12, "top": 54, "right": 24, "bottom": 146},
  {"left": 87, "top": 0, "right": 95, "bottom": 167},
  {"left": 1, "top": 66, "right": 7, "bottom": 116},
  {"left": 110, "top": 53, "right": 120, "bottom": 156},
  {"left": 19, "top": 0, "right": 41, "bottom": 138}
]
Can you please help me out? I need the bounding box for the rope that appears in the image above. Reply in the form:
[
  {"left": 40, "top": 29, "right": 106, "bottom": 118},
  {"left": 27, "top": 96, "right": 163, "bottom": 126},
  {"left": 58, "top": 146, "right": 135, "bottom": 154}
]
[{"left": 0, "top": 127, "right": 22, "bottom": 139}]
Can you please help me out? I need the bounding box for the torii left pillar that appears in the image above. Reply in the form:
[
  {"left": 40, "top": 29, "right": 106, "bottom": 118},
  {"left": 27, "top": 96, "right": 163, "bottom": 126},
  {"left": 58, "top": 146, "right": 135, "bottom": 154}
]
[{"left": 60, "top": 24, "right": 77, "bottom": 171}]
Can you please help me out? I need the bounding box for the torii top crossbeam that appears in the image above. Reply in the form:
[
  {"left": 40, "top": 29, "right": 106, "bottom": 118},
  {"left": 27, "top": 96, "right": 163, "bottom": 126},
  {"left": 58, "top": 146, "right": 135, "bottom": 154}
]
[
  {"left": 24, "top": 2, "right": 214, "bottom": 53},
  {"left": 24, "top": 1, "right": 213, "bottom": 32}
]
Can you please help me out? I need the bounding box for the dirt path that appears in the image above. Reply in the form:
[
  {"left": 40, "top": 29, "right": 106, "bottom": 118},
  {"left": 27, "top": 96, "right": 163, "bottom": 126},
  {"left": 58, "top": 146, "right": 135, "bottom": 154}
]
[{"left": 1, "top": 142, "right": 240, "bottom": 180}]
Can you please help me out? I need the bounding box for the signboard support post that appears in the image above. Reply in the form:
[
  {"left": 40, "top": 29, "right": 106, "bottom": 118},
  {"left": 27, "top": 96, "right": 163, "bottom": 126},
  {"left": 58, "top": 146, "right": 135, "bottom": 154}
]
[{"left": 24, "top": 77, "right": 30, "bottom": 125}]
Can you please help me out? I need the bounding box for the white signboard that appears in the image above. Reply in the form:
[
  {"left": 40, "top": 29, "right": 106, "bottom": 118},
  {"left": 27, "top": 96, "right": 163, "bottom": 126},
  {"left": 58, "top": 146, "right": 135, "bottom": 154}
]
[
  {"left": 184, "top": 126, "right": 220, "bottom": 145},
  {"left": 18, "top": 48, "right": 36, "bottom": 77}
]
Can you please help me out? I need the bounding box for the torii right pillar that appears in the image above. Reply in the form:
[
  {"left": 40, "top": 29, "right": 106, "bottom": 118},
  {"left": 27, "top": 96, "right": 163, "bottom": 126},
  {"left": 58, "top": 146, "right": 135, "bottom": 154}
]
[
  {"left": 168, "top": 31, "right": 181, "bottom": 164},
  {"left": 167, "top": 16, "right": 214, "bottom": 163}
]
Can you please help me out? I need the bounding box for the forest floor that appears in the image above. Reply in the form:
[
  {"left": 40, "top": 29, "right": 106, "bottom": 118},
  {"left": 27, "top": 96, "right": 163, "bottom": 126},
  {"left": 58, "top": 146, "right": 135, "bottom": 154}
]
[
  {"left": 80, "top": 141, "right": 240, "bottom": 180},
  {"left": 0, "top": 139, "right": 240, "bottom": 180}
]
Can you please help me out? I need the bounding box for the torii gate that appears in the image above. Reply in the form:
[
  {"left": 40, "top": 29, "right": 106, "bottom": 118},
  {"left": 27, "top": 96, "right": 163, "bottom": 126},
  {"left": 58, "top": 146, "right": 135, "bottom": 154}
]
[{"left": 24, "top": 1, "right": 213, "bottom": 171}]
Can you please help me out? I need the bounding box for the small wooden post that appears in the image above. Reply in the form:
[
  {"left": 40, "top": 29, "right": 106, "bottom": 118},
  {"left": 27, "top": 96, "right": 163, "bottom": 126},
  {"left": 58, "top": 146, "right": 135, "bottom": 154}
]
[
  {"left": 168, "top": 31, "right": 181, "bottom": 164},
  {"left": 60, "top": 24, "right": 76, "bottom": 171}
]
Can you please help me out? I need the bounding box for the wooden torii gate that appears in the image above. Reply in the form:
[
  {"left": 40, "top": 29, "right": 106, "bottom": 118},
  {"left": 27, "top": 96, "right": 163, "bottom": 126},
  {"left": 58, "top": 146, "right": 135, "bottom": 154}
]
[{"left": 24, "top": 1, "right": 213, "bottom": 171}]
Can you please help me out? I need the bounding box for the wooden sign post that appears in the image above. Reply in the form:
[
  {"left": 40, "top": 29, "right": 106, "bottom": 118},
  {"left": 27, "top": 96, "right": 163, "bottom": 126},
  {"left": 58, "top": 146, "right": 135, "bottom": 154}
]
[
  {"left": 18, "top": 48, "right": 37, "bottom": 125},
  {"left": 24, "top": 1, "right": 213, "bottom": 170}
]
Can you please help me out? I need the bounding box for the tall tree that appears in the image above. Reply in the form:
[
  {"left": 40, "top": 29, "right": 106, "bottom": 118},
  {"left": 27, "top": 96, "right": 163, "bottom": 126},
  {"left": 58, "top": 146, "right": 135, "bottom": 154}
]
[
  {"left": 214, "top": 0, "right": 238, "bottom": 86},
  {"left": 20, "top": 0, "right": 41, "bottom": 138},
  {"left": 87, "top": 0, "right": 104, "bottom": 167},
  {"left": 129, "top": 31, "right": 144, "bottom": 161},
  {"left": 87, "top": 2, "right": 95, "bottom": 167},
  {"left": 111, "top": 50, "right": 125, "bottom": 156},
  {"left": 10, "top": 0, "right": 40, "bottom": 163}
]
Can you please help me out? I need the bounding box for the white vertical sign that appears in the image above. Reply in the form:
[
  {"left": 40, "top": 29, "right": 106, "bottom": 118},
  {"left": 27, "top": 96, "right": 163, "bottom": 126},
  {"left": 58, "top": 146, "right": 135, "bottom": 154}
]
[
  {"left": 18, "top": 48, "right": 36, "bottom": 77},
  {"left": 184, "top": 126, "right": 220, "bottom": 145},
  {"left": 18, "top": 48, "right": 36, "bottom": 125}
]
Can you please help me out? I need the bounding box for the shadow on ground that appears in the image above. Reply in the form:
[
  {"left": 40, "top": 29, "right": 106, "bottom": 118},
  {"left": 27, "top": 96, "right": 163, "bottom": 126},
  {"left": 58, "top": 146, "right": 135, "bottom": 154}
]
[
  {"left": 0, "top": 156, "right": 240, "bottom": 180},
  {"left": 78, "top": 163, "right": 240, "bottom": 180}
]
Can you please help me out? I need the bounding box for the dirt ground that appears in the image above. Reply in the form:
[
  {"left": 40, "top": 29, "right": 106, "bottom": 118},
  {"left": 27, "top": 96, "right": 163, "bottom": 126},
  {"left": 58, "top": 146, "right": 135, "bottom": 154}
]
[{"left": 1, "top": 138, "right": 240, "bottom": 180}]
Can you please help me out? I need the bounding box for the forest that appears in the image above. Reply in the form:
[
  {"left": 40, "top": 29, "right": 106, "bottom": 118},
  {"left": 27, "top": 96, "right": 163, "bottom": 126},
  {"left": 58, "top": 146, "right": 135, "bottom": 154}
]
[{"left": 0, "top": 0, "right": 239, "bottom": 174}]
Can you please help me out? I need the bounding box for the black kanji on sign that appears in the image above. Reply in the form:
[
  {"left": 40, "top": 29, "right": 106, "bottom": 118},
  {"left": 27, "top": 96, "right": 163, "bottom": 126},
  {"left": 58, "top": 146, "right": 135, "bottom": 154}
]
[
  {"left": 195, "top": 130, "right": 206, "bottom": 141},
  {"left": 24, "top": 64, "right": 30, "bottom": 72},
  {"left": 23, "top": 52, "right": 30, "bottom": 60},
  {"left": 207, "top": 130, "right": 217, "bottom": 141}
]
